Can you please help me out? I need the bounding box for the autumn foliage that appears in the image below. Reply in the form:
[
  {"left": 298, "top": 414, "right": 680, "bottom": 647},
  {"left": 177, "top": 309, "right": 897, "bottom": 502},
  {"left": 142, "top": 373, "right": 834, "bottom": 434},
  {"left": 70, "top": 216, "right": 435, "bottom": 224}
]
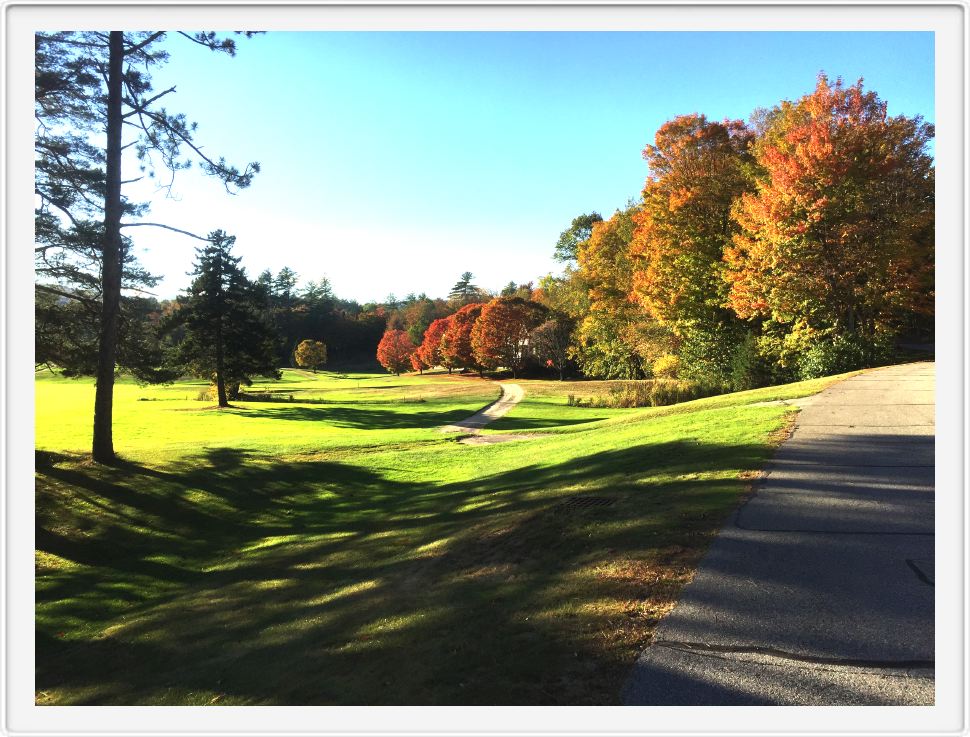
[
  {"left": 631, "top": 114, "right": 753, "bottom": 328},
  {"left": 439, "top": 303, "right": 484, "bottom": 374},
  {"left": 470, "top": 297, "right": 547, "bottom": 377},
  {"left": 376, "top": 329, "right": 415, "bottom": 375},
  {"left": 724, "top": 75, "right": 934, "bottom": 366},
  {"left": 294, "top": 339, "right": 328, "bottom": 372},
  {"left": 415, "top": 317, "right": 451, "bottom": 371},
  {"left": 368, "top": 75, "right": 932, "bottom": 385}
]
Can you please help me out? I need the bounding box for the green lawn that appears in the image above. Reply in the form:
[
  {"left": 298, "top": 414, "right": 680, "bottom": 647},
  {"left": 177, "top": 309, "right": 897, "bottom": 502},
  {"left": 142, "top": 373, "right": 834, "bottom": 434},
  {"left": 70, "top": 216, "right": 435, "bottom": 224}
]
[{"left": 35, "top": 367, "right": 847, "bottom": 705}]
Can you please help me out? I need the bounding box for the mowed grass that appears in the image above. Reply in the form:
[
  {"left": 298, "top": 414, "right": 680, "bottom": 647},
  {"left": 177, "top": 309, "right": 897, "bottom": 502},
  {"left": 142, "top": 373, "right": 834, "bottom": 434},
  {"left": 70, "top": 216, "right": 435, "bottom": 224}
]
[{"left": 35, "top": 367, "right": 846, "bottom": 705}]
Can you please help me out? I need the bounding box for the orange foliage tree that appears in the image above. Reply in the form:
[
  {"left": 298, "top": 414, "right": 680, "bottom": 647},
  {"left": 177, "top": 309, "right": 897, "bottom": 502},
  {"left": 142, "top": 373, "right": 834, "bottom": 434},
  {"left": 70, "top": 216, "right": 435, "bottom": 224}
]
[
  {"left": 631, "top": 114, "right": 754, "bottom": 328},
  {"left": 724, "top": 75, "right": 934, "bottom": 367},
  {"left": 376, "top": 329, "right": 415, "bottom": 375},
  {"left": 470, "top": 297, "right": 547, "bottom": 377},
  {"left": 439, "top": 303, "right": 484, "bottom": 375},
  {"left": 415, "top": 316, "right": 452, "bottom": 372},
  {"left": 409, "top": 351, "right": 425, "bottom": 374}
]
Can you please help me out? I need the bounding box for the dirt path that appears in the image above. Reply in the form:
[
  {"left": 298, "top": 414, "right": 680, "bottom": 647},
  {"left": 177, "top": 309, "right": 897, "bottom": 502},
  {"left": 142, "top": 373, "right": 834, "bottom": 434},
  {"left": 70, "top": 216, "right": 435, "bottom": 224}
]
[{"left": 439, "top": 383, "right": 527, "bottom": 439}]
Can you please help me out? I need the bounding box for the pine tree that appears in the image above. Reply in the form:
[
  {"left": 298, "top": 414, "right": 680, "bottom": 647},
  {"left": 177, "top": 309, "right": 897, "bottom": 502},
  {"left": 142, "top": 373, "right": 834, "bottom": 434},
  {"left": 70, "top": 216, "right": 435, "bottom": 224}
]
[
  {"left": 35, "top": 31, "right": 260, "bottom": 462},
  {"left": 166, "top": 232, "right": 280, "bottom": 406},
  {"left": 448, "top": 272, "right": 480, "bottom": 303}
]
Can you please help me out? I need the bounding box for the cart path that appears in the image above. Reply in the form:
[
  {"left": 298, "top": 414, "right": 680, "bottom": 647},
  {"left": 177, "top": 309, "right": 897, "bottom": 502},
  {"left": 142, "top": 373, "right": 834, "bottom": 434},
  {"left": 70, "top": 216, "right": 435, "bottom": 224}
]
[
  {"left": 622, "top": 362, "right": 935, "bottom": 705},
  {"left": 439, "top": 383, "right": 525, "bottom": 435}
]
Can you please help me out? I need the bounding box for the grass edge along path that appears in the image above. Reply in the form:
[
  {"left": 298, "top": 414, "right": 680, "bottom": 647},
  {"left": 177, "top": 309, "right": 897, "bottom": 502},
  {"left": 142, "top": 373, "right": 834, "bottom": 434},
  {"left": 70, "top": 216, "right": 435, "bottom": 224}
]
[{"left": 35, "top": 370, "right": 847, "bottom": 705}]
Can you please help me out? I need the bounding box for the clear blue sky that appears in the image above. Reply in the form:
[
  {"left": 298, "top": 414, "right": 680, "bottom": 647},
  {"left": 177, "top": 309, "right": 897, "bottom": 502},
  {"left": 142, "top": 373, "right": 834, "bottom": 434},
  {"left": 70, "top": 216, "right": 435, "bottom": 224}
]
[{"left": 123, "top": 31, "right": 934, "bottom": 303}]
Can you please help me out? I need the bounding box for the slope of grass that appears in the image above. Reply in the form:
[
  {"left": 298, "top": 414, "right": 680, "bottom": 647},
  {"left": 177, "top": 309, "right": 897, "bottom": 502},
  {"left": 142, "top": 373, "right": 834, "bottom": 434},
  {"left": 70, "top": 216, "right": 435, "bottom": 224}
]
[
  {"left": 486, "top": 372, "right": 857, "bottom": 434},
  {"left": 35, "top": 368, "right": 839, "bottom": 705}
]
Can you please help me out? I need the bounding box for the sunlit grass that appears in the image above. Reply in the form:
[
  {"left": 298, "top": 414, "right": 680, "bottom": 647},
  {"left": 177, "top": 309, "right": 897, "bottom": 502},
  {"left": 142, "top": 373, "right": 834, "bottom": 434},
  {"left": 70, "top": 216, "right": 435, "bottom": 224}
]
[{"left": 34, "top": 366, "right": 842, "bottom": 704}]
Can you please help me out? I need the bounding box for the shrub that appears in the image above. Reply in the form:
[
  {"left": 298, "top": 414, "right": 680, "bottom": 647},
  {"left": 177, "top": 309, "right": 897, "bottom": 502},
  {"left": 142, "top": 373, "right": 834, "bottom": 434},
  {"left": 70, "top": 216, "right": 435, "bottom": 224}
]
[
  {"left": 798, "top": 332, "right": 894, "bottom": 379},
  {"left": 652, "top": 354, "right": 680, "bottom": 379},
  {"left": 564, "top": 379, "right": 726, "bottom": 409}
]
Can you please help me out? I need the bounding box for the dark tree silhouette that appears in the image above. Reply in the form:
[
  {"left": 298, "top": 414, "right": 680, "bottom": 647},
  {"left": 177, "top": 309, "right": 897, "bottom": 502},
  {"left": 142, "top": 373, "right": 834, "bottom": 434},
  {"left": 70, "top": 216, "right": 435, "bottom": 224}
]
[{"left": 165, "top": 231, "right": 280, "bottom": 406}]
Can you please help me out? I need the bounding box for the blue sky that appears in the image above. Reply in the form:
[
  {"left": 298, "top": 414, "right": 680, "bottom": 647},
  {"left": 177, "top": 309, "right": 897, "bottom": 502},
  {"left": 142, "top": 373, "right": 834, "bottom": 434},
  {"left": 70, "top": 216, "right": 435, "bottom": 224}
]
[{"left": 123, "top": 31, "right": 935, "bottom": 303}]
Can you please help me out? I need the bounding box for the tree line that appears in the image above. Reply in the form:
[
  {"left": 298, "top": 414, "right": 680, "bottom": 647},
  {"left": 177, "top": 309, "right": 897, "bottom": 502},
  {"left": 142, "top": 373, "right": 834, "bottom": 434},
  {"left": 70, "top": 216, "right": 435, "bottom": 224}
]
[
  {"left": 35, "top": 31, "right": 932, "bottom": 468},
  {"left": 388, "top": 74, "right": 933, "bottom": 386}
]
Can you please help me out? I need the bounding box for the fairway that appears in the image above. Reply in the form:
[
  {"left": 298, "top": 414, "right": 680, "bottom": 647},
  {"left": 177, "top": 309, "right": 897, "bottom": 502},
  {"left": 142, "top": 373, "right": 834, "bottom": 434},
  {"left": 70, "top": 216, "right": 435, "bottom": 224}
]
[{"left": 34, "top": 368, "right": 847, "bottom": 705}]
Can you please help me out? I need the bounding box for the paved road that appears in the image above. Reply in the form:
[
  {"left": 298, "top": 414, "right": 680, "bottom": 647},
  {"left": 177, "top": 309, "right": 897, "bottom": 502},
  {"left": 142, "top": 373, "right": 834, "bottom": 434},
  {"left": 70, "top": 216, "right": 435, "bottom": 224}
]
[
  {"left": 623, "top": 362, "right": 935, "bottom": 705},
  {"left": 440, "top": 383, "right": 525, "bottom": 434}
]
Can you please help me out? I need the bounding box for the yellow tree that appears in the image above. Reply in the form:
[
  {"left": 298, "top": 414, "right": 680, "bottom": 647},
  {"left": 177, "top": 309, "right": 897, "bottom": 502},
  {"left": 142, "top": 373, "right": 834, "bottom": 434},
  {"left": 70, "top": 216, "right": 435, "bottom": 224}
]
[
  {"left": 574, "top": 207, "right": 674, "bottom": 379},
  {"left": 629, "top": 114, "right": 756, "bottom": 385},
  {"left": 724, "top": 75, "right": 934, "bottom": 371},
  {"left": 294, "top": 339, "right": 328, "bottom": 372}
]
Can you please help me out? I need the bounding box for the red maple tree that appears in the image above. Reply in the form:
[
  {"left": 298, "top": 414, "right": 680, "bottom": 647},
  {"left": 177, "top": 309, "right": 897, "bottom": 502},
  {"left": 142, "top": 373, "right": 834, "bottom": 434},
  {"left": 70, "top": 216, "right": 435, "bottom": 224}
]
[
  {"left": 376, "top": 329, "right": 415, "bottom": 375},
  {"left": 470, "top": 297, "right": 547, "bottom": 377},
  {"left": 415, "top": 316, "right": 452, "bottom": 372},
  {"left": 439, "top": 303, "right": 484, "bottom": 375}
]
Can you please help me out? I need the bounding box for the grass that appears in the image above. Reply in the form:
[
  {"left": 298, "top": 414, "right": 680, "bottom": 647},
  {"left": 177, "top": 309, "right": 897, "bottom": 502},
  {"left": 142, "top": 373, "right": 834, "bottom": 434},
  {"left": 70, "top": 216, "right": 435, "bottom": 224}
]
[
  {"left": 485, "top": 374, "right": 852, "bottom": 433},
  {"left": 35, "top": 367, "right": 849, "bottom": 705}
]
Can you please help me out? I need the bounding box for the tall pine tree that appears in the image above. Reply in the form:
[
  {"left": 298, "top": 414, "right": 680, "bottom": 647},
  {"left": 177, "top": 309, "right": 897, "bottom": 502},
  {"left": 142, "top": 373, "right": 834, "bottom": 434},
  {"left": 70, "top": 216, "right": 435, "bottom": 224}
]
[
  {"left": 167, "top": 231, "right": 280, "bottom": 406},
  {"left": 35, "top": 31, "right": 260, "bottom": 462}
]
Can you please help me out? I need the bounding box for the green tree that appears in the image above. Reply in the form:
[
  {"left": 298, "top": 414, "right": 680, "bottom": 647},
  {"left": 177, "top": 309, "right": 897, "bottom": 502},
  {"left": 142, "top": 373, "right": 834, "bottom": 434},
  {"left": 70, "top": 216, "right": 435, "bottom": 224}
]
[
  {"left": 448, "top": 272, "right": 481, "bottom": 303},
  {"left": 165, "top": 231, "right": 280, "bottom": 406},
  {"left": 273, "top": 267, "right": 299, "bottom": 308},
  {"left": 35, "top": 31, "right": 260, "bottom": 462},
  {"left": 554, "top": 212, "right": 603, "bottom": 262}
]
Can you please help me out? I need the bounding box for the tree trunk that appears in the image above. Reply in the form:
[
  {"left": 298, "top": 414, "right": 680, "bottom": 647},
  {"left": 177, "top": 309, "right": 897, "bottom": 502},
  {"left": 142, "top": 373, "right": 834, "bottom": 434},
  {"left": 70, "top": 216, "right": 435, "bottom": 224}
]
[
  {"left": 91, "top": 31, "right": 124, "bottom": 464},
  {"left": 215, "top": 318, "right": 227, "bottom": 407}
]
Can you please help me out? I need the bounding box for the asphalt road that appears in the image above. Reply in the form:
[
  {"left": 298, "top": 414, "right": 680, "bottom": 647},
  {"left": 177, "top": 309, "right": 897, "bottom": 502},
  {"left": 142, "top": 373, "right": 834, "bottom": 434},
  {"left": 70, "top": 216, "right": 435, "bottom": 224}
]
[{"left": 622, "top": 362, "right": 935, "bottom": 705}]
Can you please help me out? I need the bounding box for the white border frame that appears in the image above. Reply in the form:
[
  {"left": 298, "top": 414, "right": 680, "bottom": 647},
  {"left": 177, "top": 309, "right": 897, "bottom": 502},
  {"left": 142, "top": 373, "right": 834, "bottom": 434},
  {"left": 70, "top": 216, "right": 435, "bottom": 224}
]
[{"left": 3, "top": 3, "right": 966, "bottom": 735}]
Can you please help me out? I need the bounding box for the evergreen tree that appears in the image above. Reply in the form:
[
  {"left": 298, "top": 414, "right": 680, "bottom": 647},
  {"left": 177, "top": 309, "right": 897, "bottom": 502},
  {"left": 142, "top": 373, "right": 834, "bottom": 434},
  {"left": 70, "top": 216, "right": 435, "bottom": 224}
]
[
  {"left": 166, "top": 231, "right": 280, "bottom": 406},
  {"left": 448, "top": 272, "right": 480, "bottom": 302},
  {"left": 35, "top": 31, "right": 260, "bottom": 462}
]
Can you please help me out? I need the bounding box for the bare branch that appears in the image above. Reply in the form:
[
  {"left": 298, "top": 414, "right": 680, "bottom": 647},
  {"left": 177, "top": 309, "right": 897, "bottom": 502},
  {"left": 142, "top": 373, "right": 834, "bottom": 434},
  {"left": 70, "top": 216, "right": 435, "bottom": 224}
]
[
  {"left": 36, "top": 284, "right": 100, "bottom": 306},
  {"left": 119, "top": 222, "right": 210, "bottom": 241}
]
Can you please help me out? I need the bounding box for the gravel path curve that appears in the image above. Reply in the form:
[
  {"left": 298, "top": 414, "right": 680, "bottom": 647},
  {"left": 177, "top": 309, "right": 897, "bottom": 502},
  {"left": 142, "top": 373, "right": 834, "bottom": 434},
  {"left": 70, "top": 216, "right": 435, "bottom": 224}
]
[{"left": 440, "top": 383, "right": 525, "bottom": 434}]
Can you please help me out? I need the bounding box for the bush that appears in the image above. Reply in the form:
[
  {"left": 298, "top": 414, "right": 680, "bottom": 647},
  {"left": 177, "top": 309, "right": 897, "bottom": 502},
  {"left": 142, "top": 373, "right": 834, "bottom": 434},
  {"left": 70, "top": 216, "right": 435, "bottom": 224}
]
[
  {"left": 797, "top": 332, "right": 894, "bottom": 379},
  {"left": 565, "top": 379, "right": 726, "bottom": 408},
  {"left": 652, "top": 354, "right": 680, "bottom": 379},
  {"left": 678, "top": 323, "right": 747, "bottom": 387}
]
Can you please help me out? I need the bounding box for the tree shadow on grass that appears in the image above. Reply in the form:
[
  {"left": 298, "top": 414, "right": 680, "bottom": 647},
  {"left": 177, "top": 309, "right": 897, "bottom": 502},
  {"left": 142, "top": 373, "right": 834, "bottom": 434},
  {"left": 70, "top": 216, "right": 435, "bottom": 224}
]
[
  {"left": 36, "top": 433, "right": 779, "bottom": 705},
  {"left": 223, "top": 404, "right": 493, "bottom": 430}
]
